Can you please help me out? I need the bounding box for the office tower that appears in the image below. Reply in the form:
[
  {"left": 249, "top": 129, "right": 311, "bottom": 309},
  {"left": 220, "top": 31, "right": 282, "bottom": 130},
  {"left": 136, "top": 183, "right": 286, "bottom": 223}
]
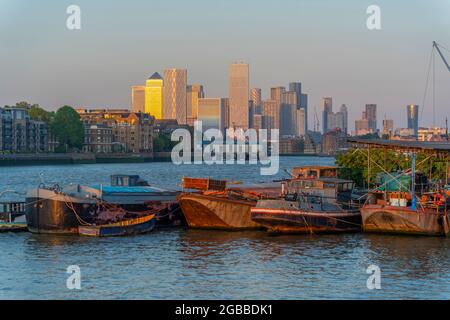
[
  {"left": 354, "top": 104, "right": 377, "bottom": 135},
  {"left": 355, "top": 119, "right": 370, "bottom": 136},
  {"left": 163, "top": 68, "right": 187, "bottom": 124},
  {"left": 322, "top": 97, "right": 333, "bottom": 133},
  {"left": 269, "top": 86, "right": 286, "bottom": 133},
  {"left": 262, "top": 99, "right": 279, "bottom": 131},
  {"left": 270, "top": 87, "right": 286, "bottom": 104},
  {"left": 289, "top": 82, "right": 308, "bottom": 132},
  {"left": 197, "top": 98, "right": 225, "bottom": 132},
  {"left": 406, "top": 104, "right": 419, "bottom": 136},
  {"left": 383, "top": 119, "right": 394, "bottom": 137},
  {"left": 327, "top": 112, "right": 345, "bottom": 132},
  {"left": 340, "top": 104, "right": 348, "bottom": 134},
  {"left": 144, "top": 73, "right": 163, "bottom": 119},
  {"left": 131, "top": 86, "right": 145, "bottom": 114},
  {"left": 280, "top": 91, "right": 297, "bottom": 136},
  {"left": 253, "top": 114, "right": 263, "bottom": 133},
  {"left": 229, "top": 63, "right": 249, "bottom": 129},
  {"left": 296, "top": 108, "right": 306, "bottom": 136},
  {"left": 365, "top": 104, "right": 377, "bottom": 132},
  {"left": 186, "top": 84, "right": 205, "bottom": 118},
  {"left": 249, "top": 100, "right": 255, "bottom": 129},
  {"left": 222, "top": 98, "right": 230, "bottom": 129},
  {"left": 289, "top": 82, "right": 302, "bottom": 96},
  {"left": 300, "top": 94, "right": 308, "bottom": 131},
  {"left": 250, "top": 88, "right": 262, "bottom": 114}
]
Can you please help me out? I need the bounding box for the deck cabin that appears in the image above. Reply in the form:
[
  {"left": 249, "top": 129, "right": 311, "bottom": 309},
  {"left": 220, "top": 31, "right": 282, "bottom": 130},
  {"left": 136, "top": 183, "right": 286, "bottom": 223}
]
[
  {"left": 291, "top": 166, "right": 338, "bottom": 179},
  {"left": 282, "top": 178, "right": 355, "bottom": 210}
]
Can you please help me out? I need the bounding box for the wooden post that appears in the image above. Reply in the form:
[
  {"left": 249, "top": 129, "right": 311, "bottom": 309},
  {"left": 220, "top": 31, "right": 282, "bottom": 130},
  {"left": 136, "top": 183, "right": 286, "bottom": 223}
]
[
  {"left": 367, "top": 146, "right": 371, "bottom": 190},
  {"left": 384, "top": 149, "right": 388, "bottom": 204},
  {"left": 446, "top": 158, "right": 449, "bottom": 186}
]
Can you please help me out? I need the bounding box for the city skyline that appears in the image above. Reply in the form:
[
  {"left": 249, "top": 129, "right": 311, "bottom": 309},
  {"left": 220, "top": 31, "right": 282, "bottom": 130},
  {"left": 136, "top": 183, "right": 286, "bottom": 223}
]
[{"left": 1, "top": 0, "right": 450, "bottom": 129}]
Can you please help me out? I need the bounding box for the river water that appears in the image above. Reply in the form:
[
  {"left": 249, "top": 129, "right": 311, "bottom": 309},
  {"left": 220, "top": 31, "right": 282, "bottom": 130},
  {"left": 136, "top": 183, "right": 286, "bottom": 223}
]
[{"left": 0, "top": 157, "right": 449, "bottom": 300}]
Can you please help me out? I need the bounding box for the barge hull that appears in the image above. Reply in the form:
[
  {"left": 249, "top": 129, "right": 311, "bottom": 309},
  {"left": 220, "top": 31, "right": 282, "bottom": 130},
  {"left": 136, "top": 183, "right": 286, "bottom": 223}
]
[
  {"left": 361, "top": 205, "right": 449, "bottom": 236},
  {"left": 178, "top": 194, "right": 262, "bottom": 230},
  {"left": 251, "top": 208, "right": 362, "bottom": 234}
]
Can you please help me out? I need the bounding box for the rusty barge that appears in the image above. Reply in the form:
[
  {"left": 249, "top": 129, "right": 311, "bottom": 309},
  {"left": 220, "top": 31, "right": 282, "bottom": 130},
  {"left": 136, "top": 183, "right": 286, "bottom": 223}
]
[
  {"left": 349, "top": 139, "right": 450, "bottom": 237},
  {"left": 251, "top": 175, "right": 362, "bottom": 234},
  {"left": 178, "top": 177, "right": 282, "bottom": 230}
]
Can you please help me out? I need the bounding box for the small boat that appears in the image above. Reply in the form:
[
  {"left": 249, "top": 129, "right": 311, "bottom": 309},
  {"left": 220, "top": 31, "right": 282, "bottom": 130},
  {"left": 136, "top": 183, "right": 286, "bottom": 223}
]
[
  {"left": 78, "top": 214, "right": 155, "bottom": 237},
  {"left": 251, "top": 177, "right": 362, "bottom": 234},
  {"left": 0, "top": 222, "right": 28, "bottom": 233},
  {"left": 178, "top": 177, "right": 281, "bottom": 230}
]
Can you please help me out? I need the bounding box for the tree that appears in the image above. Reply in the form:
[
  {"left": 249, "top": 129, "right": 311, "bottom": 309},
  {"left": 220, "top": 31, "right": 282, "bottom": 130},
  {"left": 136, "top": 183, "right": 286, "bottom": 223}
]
[
  {"left": 336, "top": 148, "right": 448, "bottom": 187},
  {"left": 15, "top": 101, "right": 37, "bottom": 110},
  {"left": 153, "top": 134, "right": 177, "bottom": 152},
  {"left": 51, "top": 106, "right": 84, "bottom": 152},
  {"left": 28, "top": 105, "right": 54, "bottom": 123}
]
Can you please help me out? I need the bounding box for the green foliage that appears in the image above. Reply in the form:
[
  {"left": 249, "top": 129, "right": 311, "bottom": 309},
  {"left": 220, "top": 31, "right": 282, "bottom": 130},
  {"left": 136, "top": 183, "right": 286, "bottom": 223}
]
[
  {"left": 354, "top": 133, "right": 380, "bottom": 140},
  {"left": 28, "top": 106, "right": 54, "bottom": 123},
  {"left": 336, "top": 148, "right": 448, "bottom": 187},
  {"left": 50, "top": 106, "right": 84, "bottom": 152},
  {"left": 13, "top": 101, "right": 38, "bottom": 109},
  {"left": 153, "top": 134, "right": 177, "bottom": 152}
]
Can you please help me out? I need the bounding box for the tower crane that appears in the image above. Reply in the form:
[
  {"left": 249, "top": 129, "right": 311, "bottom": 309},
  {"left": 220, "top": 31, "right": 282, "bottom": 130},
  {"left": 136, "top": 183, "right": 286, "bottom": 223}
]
[
  {"left": 422, "top": 41, "right": 450, "bottom": 129},
  {"left": 433, "top": 41, "right": 450, "bottom": 72}
]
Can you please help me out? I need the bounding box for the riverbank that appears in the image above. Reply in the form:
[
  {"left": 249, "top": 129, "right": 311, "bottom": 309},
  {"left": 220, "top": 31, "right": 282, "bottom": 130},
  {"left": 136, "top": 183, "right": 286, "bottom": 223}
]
[
  {"left": 0, "top": 152, "right": 333, "bottom": 166},
  {"left": 0, "top": 152, "right": 174, "bottom": 166}
]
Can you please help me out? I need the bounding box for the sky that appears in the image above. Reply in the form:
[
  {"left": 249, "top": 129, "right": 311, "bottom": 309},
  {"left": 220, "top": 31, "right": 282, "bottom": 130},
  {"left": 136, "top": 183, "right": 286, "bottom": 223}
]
[{"left": 1, "top": 0, "right": 450, "bottom": 131}]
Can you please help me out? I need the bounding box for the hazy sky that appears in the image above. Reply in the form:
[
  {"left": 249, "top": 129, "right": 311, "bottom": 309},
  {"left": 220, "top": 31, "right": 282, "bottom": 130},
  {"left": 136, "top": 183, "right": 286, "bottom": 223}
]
[{"left": 1, "top": 0, "right": 449, "bottom": 130}]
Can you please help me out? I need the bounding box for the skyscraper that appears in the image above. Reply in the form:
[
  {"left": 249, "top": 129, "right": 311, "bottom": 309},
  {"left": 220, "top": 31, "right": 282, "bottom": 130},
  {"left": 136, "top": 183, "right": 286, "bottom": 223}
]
[
  {"left": 229, "top": 63, "right": 249, "bottom": 129},
  {"left": 186, "top": 84, "right": 205, "bottom": 119},
  {"left": 365, "top": 104, "right": 377, "bottom": 132},
  {"left": 322, "top": 97, "right": 333, "bottom": 133},
  {"left": 406, "top": 104, "right": 419, "bottom": 136},
  {"left": 250, "top": 88, "right": 262, "bottom": 114},
  {"left": 340, "top": 104, "right": 348, "bottom": 134},
  {"left": 222, "top": 98, "right": 230, "bottom": 129},
  {"left": 197, "top": 98, "right": 225, "bottom": 132},
  {"left": 280, "top": 91, "right": 297, "bottom": 136},
  {"left": 289, "top": 82, "right": 308, "bottom": 132},
  {"left": 383, "top": 118, "right": 394, "bottom": 137},
  {"left": 262, "top": 99, "right": 279, "bottom": 131},
  {"left": 145, "top": 73, "right": 163, "bottom": 119},
  {"left": 163, "top": 68, "right": 187, "bottom": 124},
  {"left": 296, "top": 108, "right": 306, "bottom": 136},
  {"left": 131, "top": 86, "right": 145, "bottom": 114},
  {"left": 270, "top": 87, "right": 286, "bottom": 104},
  {"left": 270, "top": 86, "right": 286, "bottom": 133}
]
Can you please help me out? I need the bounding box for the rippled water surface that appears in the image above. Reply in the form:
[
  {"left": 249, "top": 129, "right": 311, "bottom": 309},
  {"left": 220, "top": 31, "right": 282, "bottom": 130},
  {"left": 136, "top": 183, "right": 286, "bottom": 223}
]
[{"left": 1, "top": 157, "right": 449, "bottom": 300}]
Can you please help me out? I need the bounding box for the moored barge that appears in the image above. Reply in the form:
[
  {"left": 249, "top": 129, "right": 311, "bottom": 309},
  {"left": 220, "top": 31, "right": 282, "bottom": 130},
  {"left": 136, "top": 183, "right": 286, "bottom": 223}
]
[
  {"left": 178, "top": 177, "right": 281, "bottom": 230},
  {"left": 251, "top": 177, "right": 362, "bottom": 234},
  {"left": 349, "top": 138, "right": 450, "bottom": 237},
  {"left": 25, "top": 175, "right": 183, "bottom": 234}
]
